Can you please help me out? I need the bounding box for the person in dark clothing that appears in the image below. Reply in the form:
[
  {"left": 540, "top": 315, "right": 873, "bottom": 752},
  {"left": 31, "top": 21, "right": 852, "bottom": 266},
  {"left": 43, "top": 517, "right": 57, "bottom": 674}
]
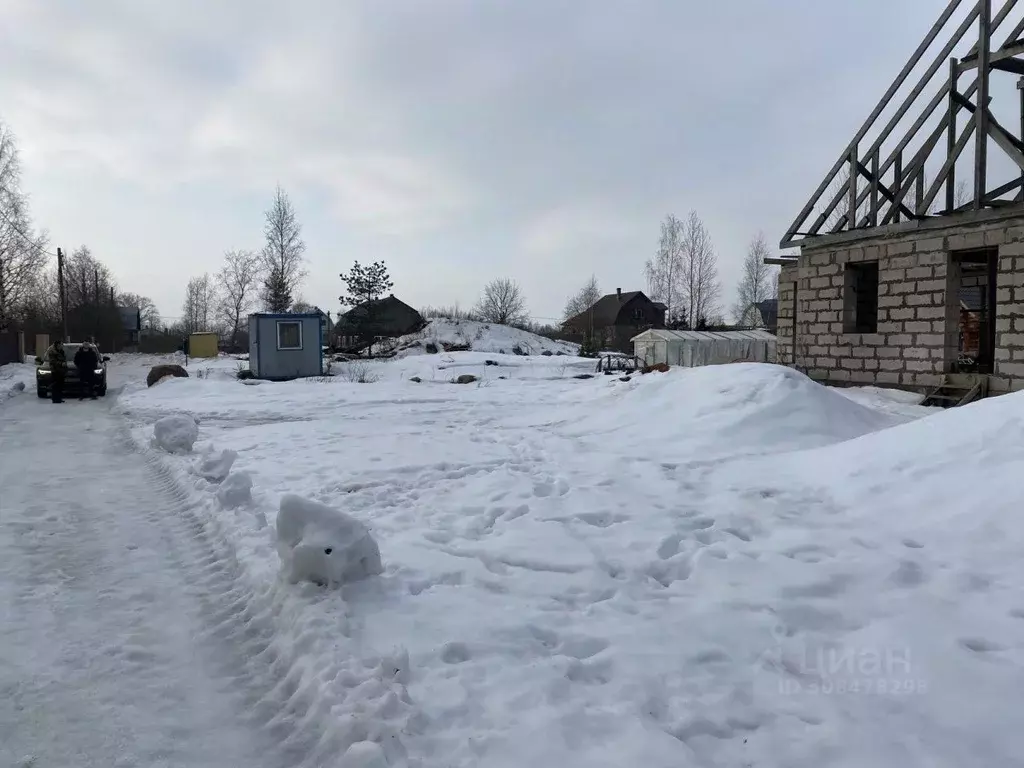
[
  {"left": 44, "top": 340, "right": 68, "bottom": 403},
  {"left": 74, "top": 343, "right": 100, "bottom": 400}
]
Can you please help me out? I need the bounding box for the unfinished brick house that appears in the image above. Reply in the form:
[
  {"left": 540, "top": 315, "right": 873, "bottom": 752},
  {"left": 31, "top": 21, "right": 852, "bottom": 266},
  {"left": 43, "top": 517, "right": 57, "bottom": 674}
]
[{"left": 773, "top": 0, "right": 1024, "bottom": 402}]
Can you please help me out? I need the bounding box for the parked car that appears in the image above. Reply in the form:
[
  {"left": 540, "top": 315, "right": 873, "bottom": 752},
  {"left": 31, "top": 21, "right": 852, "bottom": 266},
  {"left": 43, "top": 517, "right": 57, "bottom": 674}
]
[{"left": 35, "top": 343, "right": 110, "bottom": 398}]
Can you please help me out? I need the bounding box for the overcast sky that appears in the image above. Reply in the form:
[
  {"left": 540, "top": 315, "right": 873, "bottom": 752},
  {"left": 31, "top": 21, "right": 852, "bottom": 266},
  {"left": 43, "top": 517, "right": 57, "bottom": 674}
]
[{"left": 1, "top": 0, "right": 941, "bottom": 324}]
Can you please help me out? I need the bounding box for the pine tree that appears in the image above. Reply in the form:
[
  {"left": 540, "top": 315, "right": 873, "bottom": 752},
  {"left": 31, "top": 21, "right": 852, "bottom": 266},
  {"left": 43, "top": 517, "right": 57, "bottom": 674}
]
[
  {"left": 339, "top": 260, "right": 394, "bottom": 356},
  {"left": 263, "top": 266, "right": 292, "bottom": 312},
  {"left": 578, "top": 335, "right": 598, "bottom": 358}
]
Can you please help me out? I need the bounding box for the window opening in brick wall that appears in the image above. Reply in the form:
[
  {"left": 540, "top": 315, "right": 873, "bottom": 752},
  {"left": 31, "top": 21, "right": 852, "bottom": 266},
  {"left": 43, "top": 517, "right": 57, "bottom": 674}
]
[{"left": 843, "top": 261, "right": 879, "bottom": 334}]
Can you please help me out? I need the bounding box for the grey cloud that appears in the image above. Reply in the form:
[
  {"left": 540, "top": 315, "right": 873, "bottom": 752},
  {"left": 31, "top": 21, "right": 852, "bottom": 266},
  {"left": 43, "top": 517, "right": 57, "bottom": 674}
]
[{"left": 0, "top": 0, "right": 943, "bottom": 318}]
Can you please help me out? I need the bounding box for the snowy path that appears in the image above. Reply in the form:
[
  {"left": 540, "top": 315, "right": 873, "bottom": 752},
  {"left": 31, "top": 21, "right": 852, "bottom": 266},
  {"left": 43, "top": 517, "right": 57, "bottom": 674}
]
[{"left": 0, "top": 395, "right": 301, "bottom": 768}]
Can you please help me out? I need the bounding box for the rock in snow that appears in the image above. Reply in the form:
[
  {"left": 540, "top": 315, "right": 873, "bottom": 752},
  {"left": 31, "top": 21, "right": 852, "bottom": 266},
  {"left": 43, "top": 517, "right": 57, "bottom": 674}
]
[
  {"left": 217, "top": 471, "right": 253, "bottom": 510},
  {"left": 197, "top": 448, "right": 237, "bottom": 482},
  {"left": 275, "top": 494, "right": 383, "bottom": 587},
  {"left": 152, "top": 414, "right": 199, "bottom": 454}
]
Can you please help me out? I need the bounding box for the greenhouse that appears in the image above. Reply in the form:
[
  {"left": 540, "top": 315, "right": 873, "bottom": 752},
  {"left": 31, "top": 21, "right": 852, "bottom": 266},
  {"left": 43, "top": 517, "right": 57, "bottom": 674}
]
[{"left": 632, "top": 328, "right": 777, "bottom": 368}]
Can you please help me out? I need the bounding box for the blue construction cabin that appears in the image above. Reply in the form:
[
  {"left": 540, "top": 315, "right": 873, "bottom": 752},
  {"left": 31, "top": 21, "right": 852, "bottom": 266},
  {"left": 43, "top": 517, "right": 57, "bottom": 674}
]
[{"left": 248, "top": 313, "right": 324, "bottom": 380}]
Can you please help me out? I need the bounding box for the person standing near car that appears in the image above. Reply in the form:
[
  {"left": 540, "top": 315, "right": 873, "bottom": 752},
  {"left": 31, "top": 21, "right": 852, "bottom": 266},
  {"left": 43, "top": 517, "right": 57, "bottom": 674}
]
[
  {"left": 44, "top": 339, "right": 68, "bottom": 403},
  {"left": 74, "top": 342, "right": 100, "bottom": 400}
]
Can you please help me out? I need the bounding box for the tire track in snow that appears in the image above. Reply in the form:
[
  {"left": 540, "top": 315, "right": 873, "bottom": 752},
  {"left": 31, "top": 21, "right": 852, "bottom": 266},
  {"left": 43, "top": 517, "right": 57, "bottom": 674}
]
[{"left": 121, "top": 423, "right": 423, "bottom": 767}]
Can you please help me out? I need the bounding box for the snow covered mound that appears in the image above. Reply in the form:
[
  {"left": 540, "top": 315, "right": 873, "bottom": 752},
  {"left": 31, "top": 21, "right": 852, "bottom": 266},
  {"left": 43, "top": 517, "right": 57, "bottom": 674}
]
[
  {"left": 276, "top": 494, "right": 383, "bottom": 587},
  {"left": 152, "top": 414, "right": 200, "bottom": 454},
  {"left": 395, "top": 318, "right": 578, "bottom": 357},
  {"left": 1, "top": 363, "right": 35, "bottom": 400},
  {"left": 570, "top": 363, "right": 906, "bottom": 459},
  {"left": 217, "top": 471, "right": 253, "bottom": 510},
  {"left": 196, "top": 448, "right": 237, "bottom": 483}
]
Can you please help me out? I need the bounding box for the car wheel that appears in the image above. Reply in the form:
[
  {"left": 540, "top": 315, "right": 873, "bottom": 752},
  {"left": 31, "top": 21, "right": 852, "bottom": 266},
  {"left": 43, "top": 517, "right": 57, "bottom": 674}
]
[{"left": 37, "top": 387, "right": 47, "bottom": 399}]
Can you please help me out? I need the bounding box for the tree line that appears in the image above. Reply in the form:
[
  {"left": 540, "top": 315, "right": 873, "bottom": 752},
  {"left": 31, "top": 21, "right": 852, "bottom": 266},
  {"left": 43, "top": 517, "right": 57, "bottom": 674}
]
[
  {"left": 0, "top": 118, "right": 160, "bottom": 347},
  {"left": 3, "top": 109, "right": 781, "bottom": 353},
  {"left": 561, "top": 211, "right": 779, "bottom": 333}
]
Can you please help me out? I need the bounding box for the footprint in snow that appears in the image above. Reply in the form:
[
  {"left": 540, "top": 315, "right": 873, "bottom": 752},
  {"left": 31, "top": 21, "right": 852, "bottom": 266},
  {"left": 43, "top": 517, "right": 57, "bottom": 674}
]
[{"left": 959, "top": 637, "right": 1007, "bottom": 654}]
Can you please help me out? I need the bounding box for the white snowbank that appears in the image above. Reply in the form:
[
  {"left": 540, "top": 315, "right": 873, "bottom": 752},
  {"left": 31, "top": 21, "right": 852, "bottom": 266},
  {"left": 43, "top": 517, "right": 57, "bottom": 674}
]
[
  {"left": 275, "top": 494, "right": 383, "bottom": 587},
  {"left": 152, "top": 414, "right": 199, "bottom": 454},
  {"left": 0, "top": 362, "right": 34, "bottom": 401},
  {"left": 394, "top": 318, "right": 578, "bottom": 357},
  {"left": 559, "top": 363, "right": 907, "bottom": 461}
]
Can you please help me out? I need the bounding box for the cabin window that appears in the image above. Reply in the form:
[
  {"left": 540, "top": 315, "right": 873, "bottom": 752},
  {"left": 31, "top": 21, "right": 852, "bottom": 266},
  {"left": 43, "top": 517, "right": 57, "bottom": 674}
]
[{"left": 277, "top": 320, "right": 303, "bottom": 350}]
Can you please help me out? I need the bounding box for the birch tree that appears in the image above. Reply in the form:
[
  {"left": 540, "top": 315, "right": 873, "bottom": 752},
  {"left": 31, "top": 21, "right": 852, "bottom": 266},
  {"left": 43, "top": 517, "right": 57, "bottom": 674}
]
[
  {"left": 216, "top": 249, "right": 260, "bottom": 347},
  {"left": 643, "top": 215, "right": 684, "bottom": 323},
  {"left": 182, "top": 273, "right": 217, "bottom": 334},
  {"left": 562, "top": 274, "right": 601, "bottom": 321},
  {"left": 679, "top": 210, "right": 721, "bottom": 328},
  {"left": 0, "top": 120, "right": 48, "bottom": 322},
  {"left": 731, "top": 233, "right": 778, "bottom": 326},
  {"left": 260, "top": 185, "right": 307, "bottom": 311}
]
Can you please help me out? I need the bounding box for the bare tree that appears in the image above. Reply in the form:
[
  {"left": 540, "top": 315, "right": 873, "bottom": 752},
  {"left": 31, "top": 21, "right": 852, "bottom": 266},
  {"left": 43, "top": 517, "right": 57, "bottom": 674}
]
[
  {"left": 216, "top": 249, "right": 260, "bottom": 347},
  {"left": 731, "top": 233, "right": 779, "bottom": 326},
  {"left": 0, "top": 120, "right": 49, "bottom": 322},
  {"left": 474, "top": 278, "right": 528, "bottom": 326},
  {"left": 644, "top": 215, "right": 685, "bottom": 324},
  {"left": 260, "top": 185, "right": 307, "bottom": 311},
  {"left": 182, "top": 273, "right": 217, "bottom": 335},
  {"left": 679, "top": 211, "right": 721, "bottom": 327},
  {"left": 562, "top": 274, "right": 602, "bottom": 321}
]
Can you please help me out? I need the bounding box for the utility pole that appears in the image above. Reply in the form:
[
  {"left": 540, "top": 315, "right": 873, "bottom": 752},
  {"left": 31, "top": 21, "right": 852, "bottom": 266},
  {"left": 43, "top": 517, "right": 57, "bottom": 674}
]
[
  {"left": 57, "top": 247, "right": 68, "bottom": 342},
  {"left": 94, "top": 267, "right": 100, "bottom": 342}
]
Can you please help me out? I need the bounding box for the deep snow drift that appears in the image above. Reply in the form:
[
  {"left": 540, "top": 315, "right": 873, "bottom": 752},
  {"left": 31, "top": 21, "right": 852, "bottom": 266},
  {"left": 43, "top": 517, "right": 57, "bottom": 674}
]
[{"left": 113, "top": 354, "right": 1024, "bottom": 768}]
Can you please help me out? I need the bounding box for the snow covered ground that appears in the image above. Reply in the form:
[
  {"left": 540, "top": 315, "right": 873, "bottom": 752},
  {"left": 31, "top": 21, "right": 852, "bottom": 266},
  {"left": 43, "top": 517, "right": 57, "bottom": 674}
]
[{"left": 4, "top": 337, "right": 1023, "bottom": 767}]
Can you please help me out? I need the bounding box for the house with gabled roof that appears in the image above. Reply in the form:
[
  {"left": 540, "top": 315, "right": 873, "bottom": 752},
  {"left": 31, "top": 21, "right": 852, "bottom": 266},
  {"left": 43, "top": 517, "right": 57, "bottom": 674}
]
[{"left": 562, "top": 288, "right": 666, "bottom": 352}]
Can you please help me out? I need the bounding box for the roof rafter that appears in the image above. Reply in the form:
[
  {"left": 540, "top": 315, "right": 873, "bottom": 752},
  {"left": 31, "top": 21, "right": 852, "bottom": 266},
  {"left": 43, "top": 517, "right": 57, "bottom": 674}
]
[{"left": 782, "top": 0, "right": 1024, "bottom": 249}]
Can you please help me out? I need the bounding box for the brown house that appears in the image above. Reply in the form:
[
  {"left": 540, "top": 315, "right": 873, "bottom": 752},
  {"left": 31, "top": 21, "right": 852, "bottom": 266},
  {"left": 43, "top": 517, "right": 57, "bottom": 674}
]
[
  {"left": 335, "top": 294, "right": 424, "bottom": 350},
  {"left": 563, "top": 289, "right": 666, "bottom": 352}
]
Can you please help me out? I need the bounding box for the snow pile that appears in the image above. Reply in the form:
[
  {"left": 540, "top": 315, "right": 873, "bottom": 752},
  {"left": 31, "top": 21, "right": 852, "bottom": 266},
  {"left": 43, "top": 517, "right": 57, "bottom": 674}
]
[
  {"left": 216, "top": 471, "right": 253, "bottom": 510},
  {"left": 0, "top": 362, "right": 34, "bottom": 400},
  {"left": 152, "top": 414, "right": 200, "bottom": 454},
  {"left": 275, "top": 494, "right": 383, "bottom": 587},
  {"left": 563, "top": 363, "right": 907, "bottom": 461},
  {"left": 395, "top": 318, "right": 578, "bottom": 357},
  {"left": 196, "top": 448, "right": 237, "bottom": 482}
]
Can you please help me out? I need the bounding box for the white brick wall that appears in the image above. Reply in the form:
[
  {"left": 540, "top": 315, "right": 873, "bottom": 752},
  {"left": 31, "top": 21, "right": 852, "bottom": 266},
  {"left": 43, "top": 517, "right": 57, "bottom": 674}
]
[{"left": 777, "top": 217, "right": 1024, "bottom": 393}]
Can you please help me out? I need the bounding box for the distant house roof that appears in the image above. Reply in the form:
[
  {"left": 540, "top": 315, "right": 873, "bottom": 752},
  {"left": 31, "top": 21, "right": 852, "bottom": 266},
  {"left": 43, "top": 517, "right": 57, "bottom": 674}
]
[
  {"left": 564, "top": 290, "right": 659, "bottom": 329},
  {"left": 756, "top": 299, "right": 778, "bottom": 330},
  {"left": 336, "top": 294, "right": 423, "bottom": 335}
]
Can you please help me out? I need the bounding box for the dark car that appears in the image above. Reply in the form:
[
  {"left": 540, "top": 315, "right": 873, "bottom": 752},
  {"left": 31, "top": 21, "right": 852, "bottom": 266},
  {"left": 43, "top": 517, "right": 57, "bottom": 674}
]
[{"left": 35, "top": 343, "right": 110, "bottom": 398}]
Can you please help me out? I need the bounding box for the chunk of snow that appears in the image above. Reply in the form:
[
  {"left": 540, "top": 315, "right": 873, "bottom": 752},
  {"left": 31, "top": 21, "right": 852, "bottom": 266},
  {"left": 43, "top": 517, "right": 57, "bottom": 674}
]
[
  {"left": 217, "top": 471, "right": 253, "bottom": 510},
  {"left": 275, "top": 494, "right": 383, "bottom": 587},
  {"left": 152, "top": 414, "right": 199, "bottom": 454},
  {"left": 340, "top": 741, "right": 388, "bottom": 768},
  {"left": 197, "top": 448, "right": 237, "bottom": 482}
]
